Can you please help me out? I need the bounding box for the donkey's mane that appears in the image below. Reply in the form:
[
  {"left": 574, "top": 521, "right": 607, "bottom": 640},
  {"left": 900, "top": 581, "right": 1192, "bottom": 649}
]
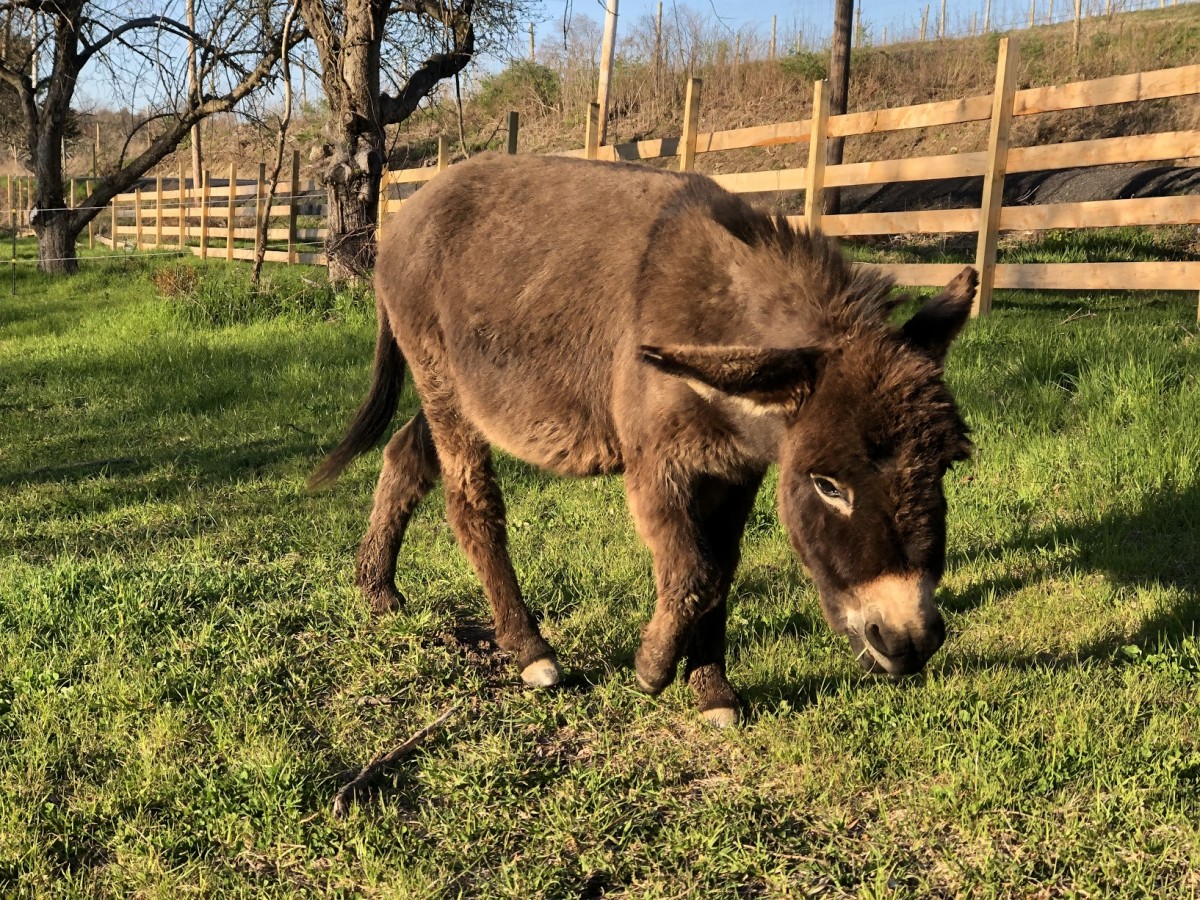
[{"left": 699, "top": 189, "right": 902, "bottom": 339}]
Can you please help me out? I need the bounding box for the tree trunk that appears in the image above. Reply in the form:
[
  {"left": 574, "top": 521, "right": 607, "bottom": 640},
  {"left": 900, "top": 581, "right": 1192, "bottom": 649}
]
[
  {"left": 321, "top": 119, "right": 384, "bottom": 283},
  {"left": 826, "top": 0, "right": 854, "bottom": 217},
  {"left": 33, "top": 209, "right": 79, "bottom": 274}
]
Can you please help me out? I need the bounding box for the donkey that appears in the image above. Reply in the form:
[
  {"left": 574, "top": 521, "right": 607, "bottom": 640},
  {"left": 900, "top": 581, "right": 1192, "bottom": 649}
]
[{"left": 311, "top": 153, "right": 976, "bottom": 726}]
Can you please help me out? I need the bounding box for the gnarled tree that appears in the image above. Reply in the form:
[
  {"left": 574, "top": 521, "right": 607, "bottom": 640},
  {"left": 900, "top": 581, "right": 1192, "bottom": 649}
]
[
  {"left": 299, "top": 0, "right": 528, "bottom": 282},
  {"left": 0, "top": 0, "right": 298, "bottom": 273}
]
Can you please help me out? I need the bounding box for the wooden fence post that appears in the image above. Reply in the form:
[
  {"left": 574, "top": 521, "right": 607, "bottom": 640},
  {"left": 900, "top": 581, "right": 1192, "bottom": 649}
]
[
  {"left": 87, "top": 180, "right": 94, "bottom": 250},
  {"left": 178, "top": 160, "right": 187, "bottom": 249},
  {"left": 226, "top": 162, "right": 236, "bottom": 262},
  {"left": 135, "top": 184, "right": 144, "bottom": 249},
  {"left": 200, "top": 169, "right": 211, "bottom": 259},
  {"left": 255, "top": 162, "right": 266, "bottom": 261},
  {"left": 377, "top": 168, "right": 390, "bottom": 240},
  {"left": 804, "top": 79, "right": 830, "bottom": 229},
  {"left": 507, "top": 111, "right": 520, "bottom": 154},
  {"left": 287, "top": 150, "right": 299, "bottom": 264},
  {"left": 437, "top": 134, "right": 449, "bottom": 171},
  {"left": 974, "top": 37, "right": 1019, "bottom": 316},
  {"left": 585, "top": 103, "right": 601, "bottom": 160},
  {"left": 155, "top": 176, "right": 164, "bottom": 248},
  {"left": 110, "top": 191, "right": 118, "bottom": 248},
  {"left": 679, "top": 77, "right": 701, "bottom": 172}
]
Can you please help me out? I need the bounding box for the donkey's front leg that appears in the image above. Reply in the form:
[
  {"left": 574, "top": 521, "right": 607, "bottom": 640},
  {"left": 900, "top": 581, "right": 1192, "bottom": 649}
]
[{"left": 625, "top": 464, "right": 723, "bottom": 697}]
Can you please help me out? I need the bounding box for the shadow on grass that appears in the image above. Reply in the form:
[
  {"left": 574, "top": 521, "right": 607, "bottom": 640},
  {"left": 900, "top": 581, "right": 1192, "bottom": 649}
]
[{"left": 943, "top": 482, "right": 1200, "bottom": 672}]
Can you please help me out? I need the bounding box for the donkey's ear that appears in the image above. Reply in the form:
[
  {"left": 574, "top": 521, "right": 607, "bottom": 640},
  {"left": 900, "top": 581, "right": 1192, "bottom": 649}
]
[
  {"left": 902, "top": 266, "right": 977, "bottom": 363},
  {"left": 640, "top": 344, "right": 823, "bottom": 411}
]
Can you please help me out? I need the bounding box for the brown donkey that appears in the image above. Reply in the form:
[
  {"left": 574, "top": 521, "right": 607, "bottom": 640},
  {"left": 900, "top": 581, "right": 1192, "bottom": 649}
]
[{"left": 312, "top": 153, "right": 977, "bottom": 726}]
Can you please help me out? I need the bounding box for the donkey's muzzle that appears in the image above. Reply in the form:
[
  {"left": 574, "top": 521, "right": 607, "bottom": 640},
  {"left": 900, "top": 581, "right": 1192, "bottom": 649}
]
[{"left": 854, "top": 611, "right": 946, "bottom": 676}]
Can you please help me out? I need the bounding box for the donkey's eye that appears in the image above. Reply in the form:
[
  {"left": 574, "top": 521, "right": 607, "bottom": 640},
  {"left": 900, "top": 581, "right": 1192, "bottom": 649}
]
[{"left": 812, "top": 476, "right": 842, "bottom": 499}]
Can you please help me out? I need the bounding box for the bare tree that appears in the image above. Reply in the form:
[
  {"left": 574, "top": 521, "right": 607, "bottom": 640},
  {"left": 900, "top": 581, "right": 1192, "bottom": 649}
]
[
  {"left": 299, "top": 0, "right": 529, "bottom": 282},
  {"left": 0, "top": 0, "right": 297, "bottom": 273}
]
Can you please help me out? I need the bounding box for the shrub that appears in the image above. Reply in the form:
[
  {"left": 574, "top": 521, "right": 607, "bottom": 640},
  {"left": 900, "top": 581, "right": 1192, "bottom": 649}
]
[
  {"left": 155, "top": 261, "right": 371, "bottom": 327},
  {"left": 475, "top": 61, "right": 562, "bottom": 118},
  {"left": 780, "top": 51, "right": 828, "bottom": 83}
]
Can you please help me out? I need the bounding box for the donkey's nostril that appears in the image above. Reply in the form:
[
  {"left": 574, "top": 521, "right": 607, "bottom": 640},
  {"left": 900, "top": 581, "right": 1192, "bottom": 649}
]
[{"left": 864, "top": 621, "right": 907, "bottom": 659}]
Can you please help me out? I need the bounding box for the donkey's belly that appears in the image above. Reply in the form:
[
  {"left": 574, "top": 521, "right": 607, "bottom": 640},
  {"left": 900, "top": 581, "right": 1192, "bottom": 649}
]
[{"left": 463, "top": 392, "right": 623, "bottom": 476}]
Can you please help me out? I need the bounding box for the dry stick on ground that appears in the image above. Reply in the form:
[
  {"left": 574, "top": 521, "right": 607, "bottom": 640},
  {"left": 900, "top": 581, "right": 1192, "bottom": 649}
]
[{"left": 332, "top": 704, "right": 459, "bottom": 820}]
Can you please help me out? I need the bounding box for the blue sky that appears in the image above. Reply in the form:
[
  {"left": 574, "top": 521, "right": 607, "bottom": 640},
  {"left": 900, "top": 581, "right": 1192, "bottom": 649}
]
[{"left": 530, "top": 0, "right": 1045, "bottom": 55}]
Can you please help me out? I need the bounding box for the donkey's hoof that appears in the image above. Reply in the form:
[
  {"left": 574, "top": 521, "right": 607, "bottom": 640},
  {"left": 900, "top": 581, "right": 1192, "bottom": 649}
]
[
  {"left": 634, "top": 653, "right": 675, "bottom": 695},
  {"left": 365, "top": 588, "right": 405, "bottom": 616},
  {"left": 520, "top": 657, "right": 562, "bottom": 688},
  {"left": 699, "top": 706, "right": 740, "bottom": 729},
  {"left": 634, "top": 669, "right": 673, "bottom": 695}
]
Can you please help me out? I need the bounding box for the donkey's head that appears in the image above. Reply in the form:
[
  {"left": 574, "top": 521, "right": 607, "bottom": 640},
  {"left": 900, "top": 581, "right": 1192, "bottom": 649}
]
[{"left": 643, "top": 266, "right": 976, "bottom": 677}]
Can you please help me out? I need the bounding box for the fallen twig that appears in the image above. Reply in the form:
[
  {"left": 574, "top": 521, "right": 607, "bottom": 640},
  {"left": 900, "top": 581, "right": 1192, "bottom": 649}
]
[
  {"left": 1059, "top": 308, "right": 1095, "bottom": 326},
  {"left": 332, "top": 703, "right": 458, "bottom": 820}
]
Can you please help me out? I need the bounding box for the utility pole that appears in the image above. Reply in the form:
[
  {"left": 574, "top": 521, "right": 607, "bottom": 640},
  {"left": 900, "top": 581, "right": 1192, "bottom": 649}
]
[
  {"left": 596, "top": 0, "right": 619, "bottom": 146},
  {"left": 827, "top": 0, "right": 853, "bottom": 215}
]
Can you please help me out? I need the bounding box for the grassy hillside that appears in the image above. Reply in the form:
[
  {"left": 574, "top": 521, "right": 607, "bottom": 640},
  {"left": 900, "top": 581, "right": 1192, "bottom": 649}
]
[
  {"left": 419, "top": 2, "right": 1200, "bottom": 176},
  {"left": 1, "top": 248, "right": 1199, "bottom": 894}
]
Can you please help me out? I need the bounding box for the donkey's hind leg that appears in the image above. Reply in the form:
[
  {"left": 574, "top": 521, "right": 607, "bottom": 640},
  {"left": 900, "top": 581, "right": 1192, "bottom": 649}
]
[
  {"left": 425, "top": 409, "right": 561, "bottom": 688},
  {"left": 357, "top": 410, "right": 440, "bottom": 614}
]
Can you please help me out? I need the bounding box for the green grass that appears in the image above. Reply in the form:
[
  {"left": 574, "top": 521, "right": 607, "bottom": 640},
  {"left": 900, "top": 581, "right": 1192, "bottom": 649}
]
[{"left": 2, "top": 246, "right": 1199, "bottom": 896}]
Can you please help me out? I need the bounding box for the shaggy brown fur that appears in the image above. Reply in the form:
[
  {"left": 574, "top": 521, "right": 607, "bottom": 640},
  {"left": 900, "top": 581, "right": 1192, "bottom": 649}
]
[{"left": 311, "top": 153, "right": 977, "bottom": 723}]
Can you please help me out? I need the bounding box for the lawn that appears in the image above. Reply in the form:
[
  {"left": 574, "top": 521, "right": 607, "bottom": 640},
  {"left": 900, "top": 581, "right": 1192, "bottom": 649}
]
[{"left": 1, "top": 246, "right": 1199, "bottom": 897}]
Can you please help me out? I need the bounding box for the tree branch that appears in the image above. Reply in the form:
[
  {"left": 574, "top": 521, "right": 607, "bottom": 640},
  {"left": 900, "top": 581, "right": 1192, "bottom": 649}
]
[{"left": 378, "top": 8, "right": 474, "bottom": 126}]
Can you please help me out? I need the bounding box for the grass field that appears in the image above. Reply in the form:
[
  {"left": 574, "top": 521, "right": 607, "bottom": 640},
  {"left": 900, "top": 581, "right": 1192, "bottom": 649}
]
[{"left": 2, "top": 246, "right": 1199, "bottom": 897}]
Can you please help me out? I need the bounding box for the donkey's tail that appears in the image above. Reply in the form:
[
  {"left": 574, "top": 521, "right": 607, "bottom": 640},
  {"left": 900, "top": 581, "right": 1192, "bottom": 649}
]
[{"left": 308, "top": 309, "right": 405, "bottom": 490}]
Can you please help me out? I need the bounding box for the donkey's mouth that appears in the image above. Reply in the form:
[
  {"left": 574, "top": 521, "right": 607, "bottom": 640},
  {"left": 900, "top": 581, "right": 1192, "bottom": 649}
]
[
  {"left": 847, "top": 632, "right": 925, "bottom": 678},
  {"left": 847, "top": 632, "right": 889, "bottom": 674}
]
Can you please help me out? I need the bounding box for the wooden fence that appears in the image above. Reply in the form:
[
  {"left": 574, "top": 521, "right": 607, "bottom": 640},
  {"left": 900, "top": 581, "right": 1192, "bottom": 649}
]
[
  {"left": 561, "top": 38, "right": 1200, "bottom": 314},
  {"left": 98, "top": 39, "right": 1199, "bottom": 315}
]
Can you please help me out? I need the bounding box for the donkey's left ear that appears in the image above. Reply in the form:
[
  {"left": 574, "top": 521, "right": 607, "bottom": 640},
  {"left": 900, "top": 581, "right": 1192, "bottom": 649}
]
[
  {"left": 640, "top": 343, "right": 823, "bottom": 411},
  {"left": 901, "top": 266, "right": 977, "bottom": 363}
]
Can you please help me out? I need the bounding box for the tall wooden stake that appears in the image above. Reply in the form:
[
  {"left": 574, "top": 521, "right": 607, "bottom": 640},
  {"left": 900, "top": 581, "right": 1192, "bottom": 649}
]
[
  {"left": 679, "top": 78, "right": 701, "bottom": 172},
  {"left": 596, "top": 0, "right": 619, "bottom": 146},
  {"left": 974, "top": 38, "right": 1019, "bottom": 316},
  {"left": 805, "top": 79, "right": 831, "bottom": 228}
]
